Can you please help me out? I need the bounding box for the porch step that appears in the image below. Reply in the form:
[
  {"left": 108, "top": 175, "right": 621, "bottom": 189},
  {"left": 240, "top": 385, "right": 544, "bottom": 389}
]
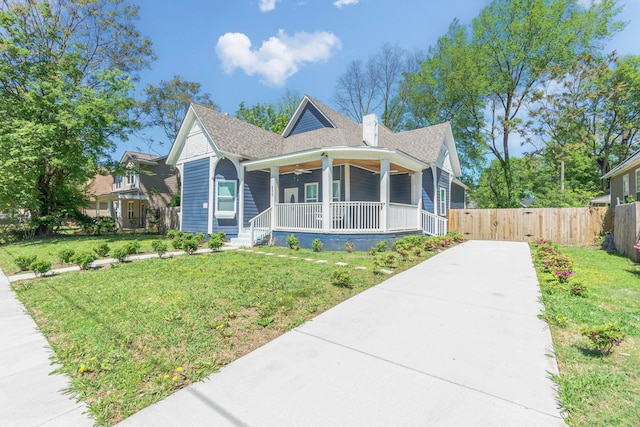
[{"left": 229, "top": 232, "right": 252, "bottom": 247}]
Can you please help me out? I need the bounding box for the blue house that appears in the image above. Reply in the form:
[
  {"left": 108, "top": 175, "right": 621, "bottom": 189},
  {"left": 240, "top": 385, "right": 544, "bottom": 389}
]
[{"left": 167, "top": 95, "right": 465, "bottom": 250}]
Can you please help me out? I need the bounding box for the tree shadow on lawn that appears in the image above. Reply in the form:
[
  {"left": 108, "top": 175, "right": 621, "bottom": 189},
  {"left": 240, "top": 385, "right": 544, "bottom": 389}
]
[{"left": 574, "top": 344, "right": 606, "bottom": 359}]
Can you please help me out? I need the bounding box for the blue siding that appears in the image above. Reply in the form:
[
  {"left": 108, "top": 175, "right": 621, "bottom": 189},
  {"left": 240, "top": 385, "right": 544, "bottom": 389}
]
[
  {"left": 182, "top": 158, "right": 209, "bottom": 234},
  {"left": 390, "top": 173, "right": 411, "bottom": 204},
  {"left": 213, "top": 158, "right": 239, "bottom": 238},
  {"left": 273, "top": 230, "right": 421, "bottom": 251},
  {"left": 422, "top": 168, "right": 434, "bottom": 214},
  {"left": 437, "top": 169, "right": 450, "bottom": 216},
  {"left": 451, "top": 182, "right": 465, "bottom": 209},
  {"left": 289, "top": 105, "right": 333, "bottom": 136},
  {"left": 278, "top": 166, "right": 342, "bottom": 202},
  {"left": 350, "top": 166, "right": 379, "bottom": 201},
  {"left": 244, "top": 170, "right": 270, "bottom": 227}
]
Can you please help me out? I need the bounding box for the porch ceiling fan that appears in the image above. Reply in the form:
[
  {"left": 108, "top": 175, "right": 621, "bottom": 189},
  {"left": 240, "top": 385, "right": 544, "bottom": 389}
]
[{"left": 293, "top": 165, "right": 312, "bottom": 175}]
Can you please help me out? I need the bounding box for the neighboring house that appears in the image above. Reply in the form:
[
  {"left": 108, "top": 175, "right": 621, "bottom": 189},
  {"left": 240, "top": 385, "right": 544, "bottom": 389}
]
[
  {"left": 167, "top": 95, "right": 464, "bottom": 249},
  {"left": 92, "top": 152, "right": 179, "bottom": 229},
  {"left": 590, "top": 194, "right": 611, "bottom": 207},
  {"left": 84, "top": 172, "right": 114, "bottom": 217},
  {"left": 602, "top": 149, "right": 640, "bottom": 205}
]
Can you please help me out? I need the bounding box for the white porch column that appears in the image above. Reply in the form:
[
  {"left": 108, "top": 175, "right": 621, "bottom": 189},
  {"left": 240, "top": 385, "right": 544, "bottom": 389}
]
[
  {"left": 431, "top": 167, "right": 438, "bottom": 234},
  {"left": 322, "top": 155, "right": 333, "bottom": 231},
  {"left": 380, "top": 158, "right": 390, "bottom": 232},
  {"left": 412, "top": 171, "right": 423, "bottom": 229},
  {"left": 270, "top": 166, "right": 279, "bottom": 231},
  {"left": 344, "top": 164, "right": 351, "bottom": 201}
]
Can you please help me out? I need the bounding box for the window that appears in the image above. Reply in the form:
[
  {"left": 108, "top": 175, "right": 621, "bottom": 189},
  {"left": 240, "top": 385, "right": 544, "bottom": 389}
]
[
  {"left": 636, "top": 169, "right": 640, "bottom": 200},
  {"left": 126, "top": 172, "right": 138, "bottom": 187},
  {"left": 114, "top": 175, "right": 122, "bottom": 190},
  {"left": 332, "top": 180, "right": 340, "bottom": 202},
  {"left": 127, "top": 201, "right": 135, "bottom": 220},
  {"left": 215, "top": 180, "right": 236, "bottom": 218},
  {"left": 439, "top": 187, "right": 447, "bottom": 216},
  {"left": 623, "top": 174, "right": 630, "bottom": 199},
  {"left": 305, "top": 183, "right": 318, "bottom": 202}
]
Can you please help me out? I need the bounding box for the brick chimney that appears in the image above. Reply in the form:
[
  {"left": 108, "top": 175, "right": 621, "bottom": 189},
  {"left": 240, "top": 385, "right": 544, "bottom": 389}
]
[{"left": 363, "top": 114, "right": 379, "bottom": 147}]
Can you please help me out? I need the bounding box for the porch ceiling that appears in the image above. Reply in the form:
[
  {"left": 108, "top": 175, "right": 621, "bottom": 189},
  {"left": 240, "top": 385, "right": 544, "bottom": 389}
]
[{"left": 277, "top": 159, "right": 412, "bottom": 174}]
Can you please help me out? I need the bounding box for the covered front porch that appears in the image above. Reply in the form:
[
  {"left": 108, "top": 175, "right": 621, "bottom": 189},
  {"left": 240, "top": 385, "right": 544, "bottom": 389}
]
[{"left": 242, "top": 147, "right": 448, "bottom": 246}]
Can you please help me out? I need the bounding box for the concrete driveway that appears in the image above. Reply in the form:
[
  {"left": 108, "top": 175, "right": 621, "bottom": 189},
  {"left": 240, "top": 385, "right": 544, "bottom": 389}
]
[{"left": 117, "top": 240, "right": 564, "bottom": 426}]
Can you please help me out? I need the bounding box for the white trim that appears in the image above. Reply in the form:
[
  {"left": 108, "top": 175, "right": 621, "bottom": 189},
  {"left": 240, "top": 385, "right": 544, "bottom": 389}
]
[
  {"left": 208, "top": 157, "right": 218, "bottom": 234},
  {"left": 178, "top": 164, "right": 184, "bottom": 231},
  {"left": 380, "top": 158, "right": 390, "bottom": 232},
  {"left": 238, "top": 163, "right": 245, "bottom": 232},
  {"left": 439, "top": 187, "right": 447, "bottom": 216},
  {"left": 332, "top": 180, "right": 341, "bottom": 202},
  {"left": 304, "top": 182, "right": 319, "bottom": 203}
]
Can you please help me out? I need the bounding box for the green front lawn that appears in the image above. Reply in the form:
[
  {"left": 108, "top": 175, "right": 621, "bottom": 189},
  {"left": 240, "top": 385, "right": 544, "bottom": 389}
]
[
  {"left": 534, "top": 245, "right": 640, "bottom": 426},
  {"left": 0, "top": 233, "right": 162, "bottom": 274},
  {"left": 10, "top": 234, "right": 458, "bottom": 426}
]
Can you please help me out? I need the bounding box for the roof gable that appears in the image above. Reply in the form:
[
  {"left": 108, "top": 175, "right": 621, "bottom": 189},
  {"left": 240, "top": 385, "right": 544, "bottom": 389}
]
[{"left": 288, "top": 104, "right": 334, "bottom": 136}]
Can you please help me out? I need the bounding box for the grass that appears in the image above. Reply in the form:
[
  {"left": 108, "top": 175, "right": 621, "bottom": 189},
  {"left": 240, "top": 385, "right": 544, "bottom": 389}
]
[
  {"left": 9, "top": 234, "right": 456, "bottom": 426},
  {"left": 533, "top": 244, "right": 640, "bottom": 426},
  {"left": 0, "top": 232, "right": 162, "bottom": 274}
]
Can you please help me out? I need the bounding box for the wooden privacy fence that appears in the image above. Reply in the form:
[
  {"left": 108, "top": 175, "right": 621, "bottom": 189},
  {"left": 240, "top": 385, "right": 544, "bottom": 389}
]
[
  {"left": 613, "top": 202, "right": 640, "bottom": 262},
  {"left": 154, "top": 207, "right": 181, "bottom": 234},
  {"left": 449, "top": 207, "right": 612, "bottom": 245}
]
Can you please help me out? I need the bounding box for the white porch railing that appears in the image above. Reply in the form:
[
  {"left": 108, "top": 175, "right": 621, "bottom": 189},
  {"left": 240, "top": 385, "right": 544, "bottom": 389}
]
[
  {"left": 249, "top": 207, "right": 272, "bottom": 245},
  {"left": 422, "top": 210, "right": 448, "bottom": 236},
  {"left": 330, "top": 202, "right": 384, "bottom": 233},
  {"left": 275, "top": 203, "right": 323, "bottom": 231},
  {"left": 389, "top": 203, "right": 419, "bottom": 231}
]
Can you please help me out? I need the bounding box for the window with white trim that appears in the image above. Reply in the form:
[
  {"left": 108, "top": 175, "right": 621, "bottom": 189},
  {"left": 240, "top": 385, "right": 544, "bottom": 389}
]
[
  {"left": 332, "top": 180, "right": 340, "bottom": 202},
  {"left": 127, "top": 201, "right": 135, "bottom": 220},
  {"left": 305, "top": 183, "right": 318, "bottom": 202},
  {"left": 114, "top": 175, "right": 122, "bottom": 190},
  {"left": 215, "top": 180, "right": 237, "bottom": 218},
  {"left": 439, "top": 187, "right": 447, "bottom": 216},
  {"left": 623, "top": 174, "right": 630, "bottom": 200},
  {"left": 126, "top": 172, "right": 138, "bottom": 187},
  {"left": 635, "top": 169, "right": 640, "bottom": 200}
]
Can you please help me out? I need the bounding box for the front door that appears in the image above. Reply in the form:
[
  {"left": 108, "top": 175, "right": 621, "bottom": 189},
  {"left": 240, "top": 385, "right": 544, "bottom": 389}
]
[{"left": 284, "top": 188, "right": 298, "bottom": 204}]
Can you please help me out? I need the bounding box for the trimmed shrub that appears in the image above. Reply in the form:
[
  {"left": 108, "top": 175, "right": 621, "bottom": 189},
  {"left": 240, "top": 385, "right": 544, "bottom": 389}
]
[
  {"left": 171, "top": 237, "right": 184, "bottom": 250},
  {"left": 72, "top": 252, "right": 98, "bottom": 270},
  {"left": 113, "top": 247, "right": 128, "bottom": 263},
  {"left": 151, "top": 240, "right": 168, "bottom": 258},
  {"left": 15, "top": 255, "right": 38, "bottom": 271},
  {"left": 331, "top": 267, "right": 353, "bottom": 288},
  {"left": 286, "top": 234, "right": 299, "bottom": 250},
  {"left": 166, "top": 230, "right": 179, "bottom": 240},
  {"left": 208, "top": 233, "right": 225, "bottom": 251},
  {"left": 30, "top": 260, "right": 51, "bottom": 277},
  {"left": 580, "top": 322, "right": 625, "bottom": 356},
  {"left": 194, "top": 232, "right": 206, "bottom": 244},
  {"left": 312, "top": 238, "right": 323, "bottom": 252},
  {"left": 124, "top": 240, "right": 141, "bottom": 255},
  {"left": 58, "top": 248, "right": 75, "bottom": 264},
  {"left": 182, "top": 238, "right": 198, "bottom": 254},
  {"left": 93, "top": 243, "right": 111, "bottom": 257}
]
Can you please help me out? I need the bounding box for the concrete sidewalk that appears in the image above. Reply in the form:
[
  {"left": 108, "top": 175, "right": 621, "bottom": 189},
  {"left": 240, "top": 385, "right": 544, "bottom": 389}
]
[
  {"left": 118, "top": 240, "right": 564, "bottom": 427},
  {"left": 0, "top": 269, "right": 93, "bottom": 427}
]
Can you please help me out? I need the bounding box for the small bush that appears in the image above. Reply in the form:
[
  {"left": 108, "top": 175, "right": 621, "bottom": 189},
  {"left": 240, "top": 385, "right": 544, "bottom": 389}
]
[
  {"left": 113, "top": 247, "right": 128, "bottom": 263},
  {"left": 182, "top": 238, "right": 198, "bottom": 254},
  {"left": 312, "top": 238, "right": 323, "bottom": 252},
  {"left": 72, "top": 251, "right": 98, "bottom": 270},
  {"left": 124, "top": 240, "right": 141, "bottom": 255},
  {"left": 569, "top": 281, "right": 589, "bottom": 297},
  {"left": 286, "top": 234, "right": 299, "bottom": 250},
  {"left": 580, "top": 322, "right": 624, "bottom": 356},
  {"left": 58, "top": 248, "right": 75, "bottom": 264},
  {"left": 166, "top": 230, "right": 179, "bottom": 240},
  {"left": 93, "top": 243, "right": 111, "bottom": 257},
  {"left": 194, "top": 232, "right": 206, "bottom": 244},
  {"left": 375, "top": 240, "right": 388, "bottom": 253},
  {"left": 345, "top": 242, "right": 354, "bottom": 253},
  {"left": 208, "top": 233, "right": 225, "bottom": 251},
  {"left": 30, "top": 260, "right": 51, "bottom": 277},
  {"left": 331, "top": 267, "right": 353, "bottom": 288},
  {"left": 151, "top": 240, "right": 168, "bottom": 258},
  {"left": 171, "top": 237, "right": 184, "bottom": 250},
  {"left": 15, "top": 255, "right": 38, "bottom": 271}
]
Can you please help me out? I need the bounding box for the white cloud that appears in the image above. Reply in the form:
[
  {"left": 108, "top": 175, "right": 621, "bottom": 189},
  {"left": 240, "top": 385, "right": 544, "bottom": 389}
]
[
  {"left": 334, "top": 0, "right": 359, "bottom": 8},
  {"left": 259, "top": 0, "right": 281, "bottom": 12},
  {"left": 216, "top": 30, "right": 341, "bottom": 86}
]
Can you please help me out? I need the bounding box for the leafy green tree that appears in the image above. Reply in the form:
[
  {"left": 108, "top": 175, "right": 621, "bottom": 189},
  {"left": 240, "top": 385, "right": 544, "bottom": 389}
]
[
  {"left": 142, "top": 75, "right": 218, "bottom": 144},
  {"left": 235, "top": 89, "right": 300, "bottom": 134},
  {"left": 0, "top": 0, "right": 154, "bottom": 234}
]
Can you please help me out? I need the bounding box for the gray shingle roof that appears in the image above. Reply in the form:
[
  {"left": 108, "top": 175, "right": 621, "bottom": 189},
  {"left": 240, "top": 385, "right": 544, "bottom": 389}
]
[{"left": 188, "top": 96, "right": 451, "bottom": 165}]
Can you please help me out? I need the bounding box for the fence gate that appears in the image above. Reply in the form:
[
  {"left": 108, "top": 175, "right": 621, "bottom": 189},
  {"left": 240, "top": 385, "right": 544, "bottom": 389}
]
[{"left": 449, "top": 207, "right": 611, "bottom": 245}]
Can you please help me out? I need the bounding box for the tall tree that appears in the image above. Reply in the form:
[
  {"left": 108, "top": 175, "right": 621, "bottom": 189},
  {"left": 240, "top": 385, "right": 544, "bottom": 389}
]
[
  {"left": 0, "top": 0, "right": 154, "bottom": 233},
  {"left": 471, "top": 0, "right": 620, "bottom": 206},
  {"left": 142, "top": 75, "right": 218, "bottom": 144},
  {"left": 235, "top": 89, "right": 300, "bottom": 134},
  {"left": 334, "top": 44, "right": 408, "bottom": 130}
]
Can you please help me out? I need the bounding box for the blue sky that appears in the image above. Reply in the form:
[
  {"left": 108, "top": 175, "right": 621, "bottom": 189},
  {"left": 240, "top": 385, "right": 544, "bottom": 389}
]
[{"left": 122, "top": 0, "right": 640, "bottom": 159}]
